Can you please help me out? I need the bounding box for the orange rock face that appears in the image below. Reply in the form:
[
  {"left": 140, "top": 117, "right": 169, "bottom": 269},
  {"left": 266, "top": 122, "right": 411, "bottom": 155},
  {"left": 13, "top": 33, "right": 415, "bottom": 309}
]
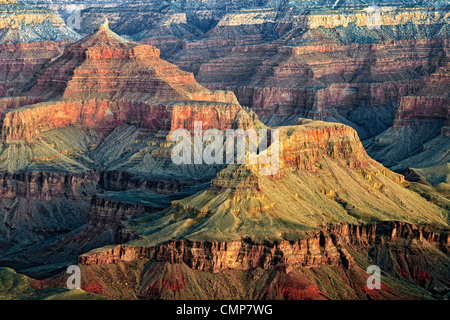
[
  {"left": 277, "top": 122, "right": 370, "bottom": 172},
  {"left": 0, "top": 21, "right": 243, "bottom": 142},
  {"left": 77, "top": 221, "right": 449, "bottom": 299}
]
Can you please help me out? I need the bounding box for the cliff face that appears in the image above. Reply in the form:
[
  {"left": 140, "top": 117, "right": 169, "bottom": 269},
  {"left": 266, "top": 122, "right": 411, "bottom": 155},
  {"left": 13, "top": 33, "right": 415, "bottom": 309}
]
[
  {"left": 77, "top": 221, "right": 450, "bottom": 300},
  {"left": 103, "top": 120, "right": 446, "bottom": 247},
  {"left": 72, "top": 112, "right": 449, "bottom": 299},
  {"left": 22, "top": 20, "right": 236, "bottom": 104},
  {"left": 367, "top": 62, "right": 449, "bottom": 185},
  {"left": 0, "top": 1, "right": 448, "bottom": 300},
  {"left": 0, "top": 21, "right": 256, "bottom": 275},
  {"left": 0, "top": 171, "right": 98, "bottom": 200},
  {"left": 277, "top": 121, "right": 370, "bottom": 171},
  {"left": 0, "top": 21, "right": 242, "bottom": 141},
  {"left": 0, "top": 0, "right": 79, "bottom": 43},
  {"left": 163, "top": 3, "right": 449, "bottom": 190},
  {"left": 0, "top": 1, "right": 79, "bottom": 98},
  {"left": 86, "top": 196, "right": 160, "bottom": 230},
  {"left": 79, "top": 221, "right": 449, "bottom": 271}
]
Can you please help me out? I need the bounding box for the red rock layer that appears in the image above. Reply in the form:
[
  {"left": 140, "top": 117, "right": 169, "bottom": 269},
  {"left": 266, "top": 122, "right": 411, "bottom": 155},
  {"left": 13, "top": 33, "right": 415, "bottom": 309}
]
[
  {"left": 0, "top": 21, "right": 242, "bottom": 141},
  {"left": 196, "top": 39, "right": 445, "bottom": 127},
  {"left": 78, "top": 221, "right": 449, "bottom": 275},
  {"left": 0, "top": 42, "right": 64, "bottom": 97},
  {"left": 393, "top": 63, "right": 450, "bottom": 128},
  {"left": 0, "top": 100, "right": 245, "bottom": 140}
]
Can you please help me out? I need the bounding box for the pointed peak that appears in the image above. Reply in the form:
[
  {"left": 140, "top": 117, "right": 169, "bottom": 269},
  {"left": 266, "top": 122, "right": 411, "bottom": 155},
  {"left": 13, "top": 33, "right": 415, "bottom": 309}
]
[
  {"left": 74, "top": 17, "right": 131, "bottom": 46},
  {"left": 97, "top": 18, "right": 110, "bottom": 32}
]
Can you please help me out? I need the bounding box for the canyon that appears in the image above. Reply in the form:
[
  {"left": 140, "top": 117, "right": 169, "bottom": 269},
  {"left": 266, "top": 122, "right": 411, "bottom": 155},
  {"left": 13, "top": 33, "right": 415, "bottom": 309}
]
[
  {"left": 0, "top": 0, "right": 448, "bottom": 301},
  {"left": 0, "top": 0, "right": 80, "bottom": 100},
  {"left": 0, "top": 18, "right": 256, "bottom": 277},
  {"left": 59, "top": 0, "right": 449, "bottom": 187}
]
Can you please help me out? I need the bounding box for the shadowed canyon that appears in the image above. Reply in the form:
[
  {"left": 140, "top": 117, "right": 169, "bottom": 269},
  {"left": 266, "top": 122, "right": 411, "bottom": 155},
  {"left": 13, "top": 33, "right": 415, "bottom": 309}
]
[{"left": 0, "top": 0, "right": 448, "bottom": 301}]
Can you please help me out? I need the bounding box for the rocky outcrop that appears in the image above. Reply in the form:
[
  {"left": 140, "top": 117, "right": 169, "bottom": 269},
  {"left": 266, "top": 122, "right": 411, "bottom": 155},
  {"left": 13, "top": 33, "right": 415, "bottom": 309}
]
[
  {"left": 0, "top": 171, "right": 99, "bottom": 200},
  {"left": 0, "top": 20, "right": 243, "bottom": 141},
  {"left": 22, "top": 19, "right": 237, "bottom": 104},
  {"left": 79, "top": 221, "right": 449, "bottom": 270},
  {"left": 77, "top": 221, "right": 450, "bottom": 299},
  {"left": 98, "top": 171, "right": 191, "bottom": 194},
  {"left": 0, "top": 2, "right": 448, "bottom": 301},
  {"left": 0, "top": 0, "right": 79, "bottom": 43},
  {"left": 394, "top": 97, "right": 448, "bottom": 126},
  {"left": 0, "top": 99, "right": 248, "bottom": 141},
  {"left": 367, "top": 62, "right": 449, "bottom": 177}
]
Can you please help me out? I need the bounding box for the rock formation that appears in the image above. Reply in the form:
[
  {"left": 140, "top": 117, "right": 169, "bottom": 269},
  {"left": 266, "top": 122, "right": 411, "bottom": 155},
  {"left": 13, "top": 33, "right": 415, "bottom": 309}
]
[
  {"left": 367, "top": 61, "right": 449, "bottom": 186},
  {"left": 0, "top": 0, "right": 79, "bottom": 96},
  {"left": 77, "top": 119, "right": 449, "bottom": 299},
  {"left": 0, "top": 19, "right": 255, "bottom": 275},
  {"left": 69, "top": 1, "right": 449, "bottom": 186},
  {"left": 0, "top": 1, "right": 448, "bottom": 301}
]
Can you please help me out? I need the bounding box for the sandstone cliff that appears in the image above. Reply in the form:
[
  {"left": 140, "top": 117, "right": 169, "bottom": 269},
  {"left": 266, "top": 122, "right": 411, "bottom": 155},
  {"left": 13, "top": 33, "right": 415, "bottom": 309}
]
[
  {"left": 77, "top": 221, "right": 450, "bottom": 300},
  {"left": 0, "top": 3, "right": 447, "bottom": 301}
]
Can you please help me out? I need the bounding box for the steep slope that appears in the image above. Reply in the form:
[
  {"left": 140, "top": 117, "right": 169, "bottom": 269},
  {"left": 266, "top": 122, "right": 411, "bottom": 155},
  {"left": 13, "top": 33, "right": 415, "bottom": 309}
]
[
  {"left": 0, "top": 20, "right": 257, "bottom": 276},
  {"left": 367, "top": 61, "right": 449, "bottom": 186},
  {"left": 78, "top": 119, "right": 450, "bottom": 300}
]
